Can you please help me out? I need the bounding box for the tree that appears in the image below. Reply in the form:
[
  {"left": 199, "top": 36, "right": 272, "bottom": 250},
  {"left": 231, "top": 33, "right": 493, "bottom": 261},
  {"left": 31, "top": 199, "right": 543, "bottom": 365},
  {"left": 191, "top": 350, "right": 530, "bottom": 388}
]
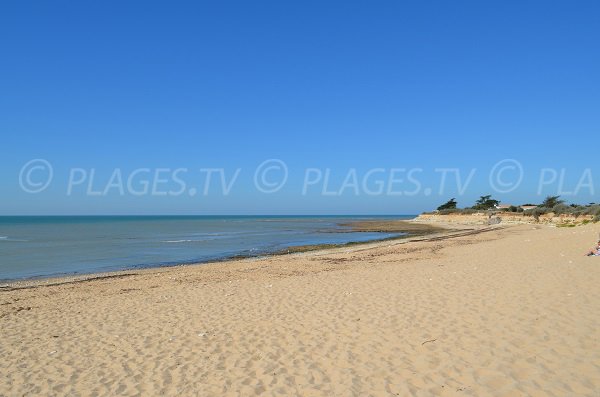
[
  {"left": 437, "top": 198, "right": 457, "bottom": 211},
  {"left": 540, "top": 195, "right": 564, "bottom": 208},
  {"left": 472, "top": 195, "right": 499, "bottom": 210}
]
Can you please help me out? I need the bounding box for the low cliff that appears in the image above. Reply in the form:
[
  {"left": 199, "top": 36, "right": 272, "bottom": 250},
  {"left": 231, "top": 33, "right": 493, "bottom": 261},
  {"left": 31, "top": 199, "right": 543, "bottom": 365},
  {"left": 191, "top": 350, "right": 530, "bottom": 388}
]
[{"left": 413, "top": 212, "right": 596, "bottom": 226}]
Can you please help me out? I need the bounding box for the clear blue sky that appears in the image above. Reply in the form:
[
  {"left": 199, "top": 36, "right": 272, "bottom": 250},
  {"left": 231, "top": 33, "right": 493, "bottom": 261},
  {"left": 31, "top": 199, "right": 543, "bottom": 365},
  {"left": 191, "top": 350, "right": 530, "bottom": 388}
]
[{"left": 1, "top": 1, "right": 599, "bottom": 215}]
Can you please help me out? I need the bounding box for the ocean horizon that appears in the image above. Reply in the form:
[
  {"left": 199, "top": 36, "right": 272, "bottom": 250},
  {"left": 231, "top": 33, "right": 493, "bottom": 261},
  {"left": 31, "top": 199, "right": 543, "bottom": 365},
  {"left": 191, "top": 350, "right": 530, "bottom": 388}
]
[{"left": 0, "top": 215, "right": 415, "bottom": 281}]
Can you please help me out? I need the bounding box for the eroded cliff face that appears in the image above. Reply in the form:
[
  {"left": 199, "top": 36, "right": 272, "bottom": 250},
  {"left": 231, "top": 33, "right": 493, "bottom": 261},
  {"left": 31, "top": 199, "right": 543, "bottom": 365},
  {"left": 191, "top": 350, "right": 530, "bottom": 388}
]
[{"left": 414, "top": 212, "right": 596, "bottom": 226}]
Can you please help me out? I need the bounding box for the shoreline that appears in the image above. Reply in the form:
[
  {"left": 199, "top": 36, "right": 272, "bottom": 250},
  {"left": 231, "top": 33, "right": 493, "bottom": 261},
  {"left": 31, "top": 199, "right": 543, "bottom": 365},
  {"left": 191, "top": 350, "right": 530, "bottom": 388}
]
[
  {"left": 0, "top": 216, "right": 420, "bottom": 285},
  {"left": 0, "top": 220, "right": 462, "bottom": 290}
]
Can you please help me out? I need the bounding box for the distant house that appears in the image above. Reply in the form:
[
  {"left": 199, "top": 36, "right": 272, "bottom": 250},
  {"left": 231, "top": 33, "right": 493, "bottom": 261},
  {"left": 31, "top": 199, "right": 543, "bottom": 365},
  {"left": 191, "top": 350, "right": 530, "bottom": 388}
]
[
  {"left": 520, "top": 205, "right": 538, "bottom": 211},
  {"left": 495, "top": 204, "right": 512, "bottom": 210}
]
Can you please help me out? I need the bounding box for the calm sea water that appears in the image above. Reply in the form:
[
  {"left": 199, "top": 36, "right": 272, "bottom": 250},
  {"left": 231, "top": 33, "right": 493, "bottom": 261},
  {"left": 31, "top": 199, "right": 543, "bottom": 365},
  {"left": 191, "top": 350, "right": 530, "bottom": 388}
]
[{"left": 0, "top": 215, "right": 413, "bottom": 281}]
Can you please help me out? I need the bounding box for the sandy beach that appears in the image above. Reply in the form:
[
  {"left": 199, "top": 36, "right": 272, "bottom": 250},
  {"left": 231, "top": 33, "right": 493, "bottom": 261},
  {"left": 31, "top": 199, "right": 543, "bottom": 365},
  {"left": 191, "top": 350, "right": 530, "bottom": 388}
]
[{"left": 2, "top": 222, "right": 600, "bottom": 396}]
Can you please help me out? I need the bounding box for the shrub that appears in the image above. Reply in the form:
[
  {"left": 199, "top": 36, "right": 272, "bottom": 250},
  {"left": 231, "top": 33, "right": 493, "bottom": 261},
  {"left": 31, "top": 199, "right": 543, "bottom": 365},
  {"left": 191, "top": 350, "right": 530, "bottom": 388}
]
[
  {"left": 541, "top": 195, "right": 565, "bottom": 208},
  {"left": 471, "top": 195, "right": 499, "bottom": 210},
  {"left": 552, "top": 204, "right": 571, "bottom": 215},
  {"left": 437, "top": 208, "right": 479, "bottom": 215},
  {"left": 437, "top": 198, "right": 457, "bottom": 211},
  {"left": 438, "top": 209, "right": 459, "bottom": 215},
  {"left": 526, "top": 207, "right": 550, "bottom": 221}
]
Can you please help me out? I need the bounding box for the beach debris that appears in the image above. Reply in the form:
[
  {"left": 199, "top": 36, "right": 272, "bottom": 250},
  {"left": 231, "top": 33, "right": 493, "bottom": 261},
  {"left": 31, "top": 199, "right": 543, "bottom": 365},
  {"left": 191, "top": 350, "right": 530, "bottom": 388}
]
[
  {"left": 421, "top": 339, "right": 437, "bottom": 346},
  {"left": 265, "top": 284, "right": 272, "bottom": 288},
  {"left": 198, "top": 332, "right": 206, "bottom": 337},
  {"left": 49, "top": 351, "right": 57, "bottom": 355}
]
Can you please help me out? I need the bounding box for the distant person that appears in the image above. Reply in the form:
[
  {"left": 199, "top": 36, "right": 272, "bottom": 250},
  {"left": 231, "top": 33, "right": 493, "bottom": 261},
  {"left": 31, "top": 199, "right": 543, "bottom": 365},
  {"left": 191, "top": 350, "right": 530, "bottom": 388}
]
[{"left": 586, "top": 240, "right": 600, "bottom": 256}]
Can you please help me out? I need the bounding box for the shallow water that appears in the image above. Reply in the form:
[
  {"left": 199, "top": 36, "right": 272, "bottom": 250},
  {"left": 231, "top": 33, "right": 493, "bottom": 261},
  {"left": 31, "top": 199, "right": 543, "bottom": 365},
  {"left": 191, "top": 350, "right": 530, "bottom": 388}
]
[{"left": 0, "top": 215, "right": 413, "bottom": 280}]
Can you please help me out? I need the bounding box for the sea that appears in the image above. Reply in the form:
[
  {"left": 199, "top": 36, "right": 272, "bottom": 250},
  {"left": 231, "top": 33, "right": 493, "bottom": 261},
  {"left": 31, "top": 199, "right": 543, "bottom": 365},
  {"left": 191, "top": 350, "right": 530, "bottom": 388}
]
[{"left": 0, "top": 215, "right": 414, "bottom": 281}]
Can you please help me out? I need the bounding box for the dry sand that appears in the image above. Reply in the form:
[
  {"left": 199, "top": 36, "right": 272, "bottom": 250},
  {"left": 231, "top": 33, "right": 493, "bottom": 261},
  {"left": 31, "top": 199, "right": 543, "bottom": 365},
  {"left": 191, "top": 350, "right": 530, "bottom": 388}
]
[{"left": 1, "top": 223, "right": 600, "bottom": 396}]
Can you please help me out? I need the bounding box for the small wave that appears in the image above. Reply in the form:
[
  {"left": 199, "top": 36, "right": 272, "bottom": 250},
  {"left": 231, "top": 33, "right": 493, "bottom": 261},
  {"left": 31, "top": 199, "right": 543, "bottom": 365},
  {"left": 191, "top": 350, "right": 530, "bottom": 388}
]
[
  {"left": 0, "top": 237, "right": 29, "bottom": 242},
  {"left": 192, "top": 232, "right": 243, "bottom": 237},
  {"left": 162, "top": 239, "right": 194, "bottom": 243}
]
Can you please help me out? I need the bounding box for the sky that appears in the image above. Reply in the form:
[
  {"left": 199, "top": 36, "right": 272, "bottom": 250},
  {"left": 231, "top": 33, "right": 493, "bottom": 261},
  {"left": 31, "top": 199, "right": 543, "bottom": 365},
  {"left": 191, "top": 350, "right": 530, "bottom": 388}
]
[{"left": 1, "top": 0, "right": 599, "bottom": 215}]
